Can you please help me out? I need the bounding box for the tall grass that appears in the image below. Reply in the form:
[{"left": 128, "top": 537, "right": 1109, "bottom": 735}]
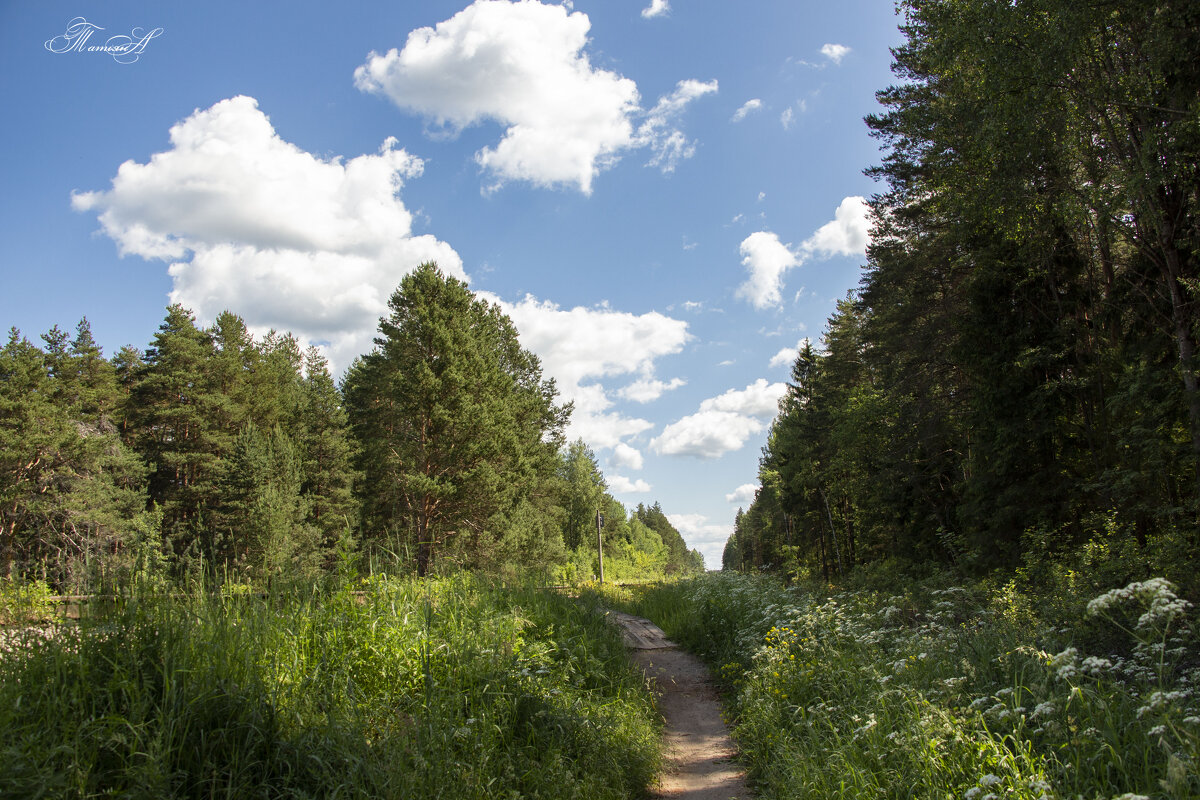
[
  {"left": 605, "top": 571, "right": 1199, "bottom": 800},
  {"left": 0, "top": 575, "right": 660, "bottom": 799}
]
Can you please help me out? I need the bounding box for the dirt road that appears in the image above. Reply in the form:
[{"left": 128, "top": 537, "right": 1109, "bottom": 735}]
[{"left": 606, "top": 611, "right": 752, "bottom": 800}]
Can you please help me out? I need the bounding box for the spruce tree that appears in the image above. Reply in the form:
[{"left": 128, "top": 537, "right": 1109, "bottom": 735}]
[
  {"left": 125, "top": 305, "right": 222, "bottom": 563},
  {"left": 297, "top": 346, "right": 357, "bottom": 554}
]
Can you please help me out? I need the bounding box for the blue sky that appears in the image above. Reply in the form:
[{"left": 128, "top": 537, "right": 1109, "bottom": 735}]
[{"left": 1, "top": 0, "right": 904, "bottom": 568}]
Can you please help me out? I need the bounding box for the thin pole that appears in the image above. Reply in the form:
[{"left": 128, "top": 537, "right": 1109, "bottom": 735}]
[{"left": 597, "top": 509, "right": 605, "bottom": 584}]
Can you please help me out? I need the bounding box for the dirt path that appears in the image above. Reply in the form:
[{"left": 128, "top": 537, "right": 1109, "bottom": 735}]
[{"left": 606, "top": 611, "right": 752, "bottom": 800}]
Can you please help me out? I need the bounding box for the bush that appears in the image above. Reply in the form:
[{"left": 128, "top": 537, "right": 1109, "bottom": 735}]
[{"left": 0, "top": 578, "right": 54, "bottom": 624}]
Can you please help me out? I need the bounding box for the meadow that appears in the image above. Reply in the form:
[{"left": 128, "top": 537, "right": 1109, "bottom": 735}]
[
  {"left": 600, "top": 567, "right": 1199, "bottom": 800},
  {"left": 0, "top": 575, "right": 659, "bottom": 799}
]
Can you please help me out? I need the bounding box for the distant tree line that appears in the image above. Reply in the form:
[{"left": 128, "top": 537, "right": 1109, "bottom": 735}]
[
  {"left": 1, "top": 263, "right": 701, "bottom": 591},
  {"left": 726, "top": 0, "right": 1200, "bottom": 580}
]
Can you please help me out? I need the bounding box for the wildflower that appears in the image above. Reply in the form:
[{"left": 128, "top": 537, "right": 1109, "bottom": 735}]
[
  {"left": 964, "top": 789, "right": 982, "bottom": 800},
  {"left": 1086, "top": 578, "right": 1192, "bottom": 632},
  {"left": 979, "top": 774, "right": 1002, "bottom": 788},
  {"left": 1051, "top": 647, "right": 1079, "bottom": 680},
  {"left": 1032, "top": 701, "right": 1055, "bottom": 719}
]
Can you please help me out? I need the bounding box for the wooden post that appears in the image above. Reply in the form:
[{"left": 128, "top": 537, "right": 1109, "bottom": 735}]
[{"left": 597, "top": 510, "right": 605, "bottom": 584}]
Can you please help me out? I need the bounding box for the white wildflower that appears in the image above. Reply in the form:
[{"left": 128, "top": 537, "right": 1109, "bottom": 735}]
[
  {"left": 979, "top": 774, "right": 1002, "bottom": 787},
  {"left": 1081, "top": 656, "right": 1113, "bottom": 674},
  {"left": 1032, "top": 701, "right": 1056, "bottom": 719}
]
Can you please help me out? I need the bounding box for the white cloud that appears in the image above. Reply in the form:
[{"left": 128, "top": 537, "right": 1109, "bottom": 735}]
[
  {"left": 800, "top": 196, "right": 871, "bottom": 259},
  {"left": 635, "top": 79, "right": 719, "bottom": 173},
  {"left": 641, "top": 0, "right": 669, "bottom": 19},
  {"left": 618, "top": 377, "right": 686, "bottom": 403},
  {"left": 725, "top": 483, "right": 757, "bottom": 505},
  {"left": 484, "top": 293, "right": 690, "bottom": 449},
  {"left": 72, "top": 95, "right": 461, "bottom": 370},
  {"left": 699, "top": 378, "right": 786, "bottom": 418},
  {"left": 736, "top": 197, "right": 871, "bottom": 309},
  {"left": 730, "top": 98, "right": 762, "bottom": 122},
  {"left": 354, "top": 0, "right": 713, "bottom": 193},
  {"left": 820, "top": 43, "right": 851, "bottom": 64},
  {"left": 669, "top": 513, "right": 733, "bottom": 570},
  {"left": 609, "top": 475, "right": 652, "bottom": 493},
  {"left": 769, "top": 337, "right": 811, "bottom": 368},
  {"left": 737, "top": 231, "right": 798, "bottom": 309},
  {"left": 611, "top": 442, "right": 645, "bottom": 471},
  {"left": 651, "top": 379, "right": 785, "bottom": 459},
  {"left": 651, "top": 410, "right": 765, "bottom": 459},
  {"left": 780, "top": 107, "right": 795, "bottom": 129}
]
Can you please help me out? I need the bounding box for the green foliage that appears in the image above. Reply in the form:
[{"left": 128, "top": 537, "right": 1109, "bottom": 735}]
[
  {"left": 558, "top": 440, "right": 605, "bottom": 551},
  {"left": 3, "top": 283, "right": 699, "bottom": 591},
  {"left": 0, "top": 577, "right": 54, "bottom": 624},
  {"left": 734, "top": 0, "right": 1200, "bottom": 578},
  {"left": 0, "top": 577, "right": 661, "bottom": 799},
  {"left": 0, "top": 326, "right": 159, "bottom": 591},
  {"left": 617, "top": 570, "right": 1200, "bottom": 800},
  {"left": 344, "top": 263, "right": 570, "bottom": 577}
]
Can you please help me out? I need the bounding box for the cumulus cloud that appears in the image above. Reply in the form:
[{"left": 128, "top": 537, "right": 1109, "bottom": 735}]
[
  {"left": 820, "top": 43, "right": 851, "bottom": 64},
  {"left": 669, "top": 513, "right": 733, "bottom": 570},
  {"left": 355, "top": 0, "right": 714, "bottom": 193},
  {"left": 611, "top": 442, "right": 645, "bottom": 471},
  {"left": 731, "top": 98, "right": 763, "bottom": 122},
  {"left": 725, "top": 483, "right": 758, "bottom": 505},
  {"left": 651, "top": 410, "right": 764, "bottom": 458},
  {"left": 736, "top": 197, "right": 871, "bottom": 309},
  {"left": 71, "top": 95, "right": 461, "bottom": 369},
  {"left": 800, "top": 196, "right": 871, "bottom": 259},
  {"left": 609, "top": 475, "right": 652, "bottom": 493},
  {"left": 699, "top": 378, "right": 786, "bottom": 418},
  {"left": 618, "top": 377, "right": 686, "bottom": 403},
  {"left": 737, "top": 231, "right": 798, "bottom": 309},
  {"left": 483, "top": 293, "right": 690, "bottom": 448},
  {"left": 641, "top": 0, "right": 670, "bottom": 19},
  {"left": 769, "top": 337, "right": 811, "bottom": 368},
  {"left": 650, "top": 379, "right": 785, "bottom": 459}
]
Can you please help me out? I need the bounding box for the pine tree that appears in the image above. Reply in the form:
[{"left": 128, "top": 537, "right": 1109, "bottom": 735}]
[{"left": 344, "top": 263, "right": 568, "bottom": 576}]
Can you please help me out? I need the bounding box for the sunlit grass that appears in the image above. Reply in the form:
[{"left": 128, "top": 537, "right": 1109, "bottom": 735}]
[{"left": 0, "top": 575, "right": 660, "bottom": 799}]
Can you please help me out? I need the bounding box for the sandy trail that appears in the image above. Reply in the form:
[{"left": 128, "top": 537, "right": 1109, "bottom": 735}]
[{"left": 606, "top": 611, "right": 752, "bottom": 800}]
